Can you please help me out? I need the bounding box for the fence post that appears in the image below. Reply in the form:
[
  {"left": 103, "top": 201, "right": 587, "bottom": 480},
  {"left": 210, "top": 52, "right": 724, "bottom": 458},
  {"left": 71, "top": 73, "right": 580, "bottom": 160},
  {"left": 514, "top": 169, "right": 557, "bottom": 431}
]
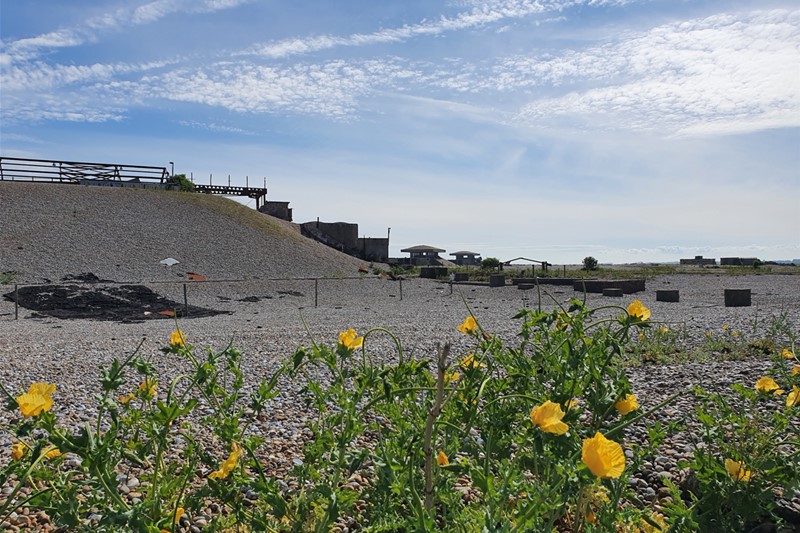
[
  {"left": 14, "top": 284, "right": 18, "bottom": 320},
  {"left": 315, "top": 279, "right": 319, "bottom": 308},
  {"left": 183, "top": 283, "right": 189, "bottom": 317},
  {"left": 399, "top": 279, "right": 403, "bottom": 301}
]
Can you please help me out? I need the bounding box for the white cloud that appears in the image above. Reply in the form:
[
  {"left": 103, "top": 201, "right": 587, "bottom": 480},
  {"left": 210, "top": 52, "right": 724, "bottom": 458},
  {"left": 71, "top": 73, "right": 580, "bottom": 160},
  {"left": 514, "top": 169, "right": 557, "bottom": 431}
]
[{"left": 513, "top": 9, "right": 800, "bottom": 136}]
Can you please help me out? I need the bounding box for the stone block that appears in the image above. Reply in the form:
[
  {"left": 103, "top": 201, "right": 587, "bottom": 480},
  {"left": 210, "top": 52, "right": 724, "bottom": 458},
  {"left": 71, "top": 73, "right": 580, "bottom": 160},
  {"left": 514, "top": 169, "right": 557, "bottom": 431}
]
[
  {"left": 724, "top": 289, "right": 751, "bottom": 307},
  {"left": 602, "top": 288, "right": 624, "bottom": 297},
  {"left": 453, "top": 273, "right": 469, "bottom": 282},
  {"left": 656, "top": 290, "right": 680, "bottom": 302},
  {"left": 489, "top": 274, "right": 506, "bottom": 287}
]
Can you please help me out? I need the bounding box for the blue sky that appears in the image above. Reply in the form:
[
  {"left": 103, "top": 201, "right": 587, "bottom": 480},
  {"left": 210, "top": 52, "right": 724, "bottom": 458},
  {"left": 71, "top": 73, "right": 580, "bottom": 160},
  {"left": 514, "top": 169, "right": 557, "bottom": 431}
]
[{"left": 2, "top": 0, "right": 798, "bottom": 264}]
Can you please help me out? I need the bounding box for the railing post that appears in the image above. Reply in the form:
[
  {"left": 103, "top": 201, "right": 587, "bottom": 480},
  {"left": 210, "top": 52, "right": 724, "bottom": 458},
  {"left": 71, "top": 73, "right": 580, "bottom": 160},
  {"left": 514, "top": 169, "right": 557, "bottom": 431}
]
[
  {"left": 399, "top": 279, "right": 403, "bottom": 301},
  {"left": 315, "top": 279, "right": 319, "bottom": 308},
  {"left": 14, "top": 284, "right": 18, "bottom": 320},
  {"left": 183, "top": 283, "right": 189, "bottom": 317}
]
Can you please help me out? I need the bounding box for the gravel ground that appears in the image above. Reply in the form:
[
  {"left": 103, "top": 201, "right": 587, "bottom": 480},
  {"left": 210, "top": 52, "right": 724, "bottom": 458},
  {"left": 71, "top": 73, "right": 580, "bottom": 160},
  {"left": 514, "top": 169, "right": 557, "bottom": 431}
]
[{"left": 1, "top": 274, "right": 798, "bottom": 530}]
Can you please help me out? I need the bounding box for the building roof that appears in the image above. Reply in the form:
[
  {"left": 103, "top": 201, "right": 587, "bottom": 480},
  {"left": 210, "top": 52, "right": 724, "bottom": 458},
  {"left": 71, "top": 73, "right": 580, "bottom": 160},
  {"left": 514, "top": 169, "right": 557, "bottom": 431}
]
[
  {"left": 450, "top": 251, "right": 480, "bottom": 256},
  {"left": 401, "top": 245, "right": 446, "bottom": 253}
]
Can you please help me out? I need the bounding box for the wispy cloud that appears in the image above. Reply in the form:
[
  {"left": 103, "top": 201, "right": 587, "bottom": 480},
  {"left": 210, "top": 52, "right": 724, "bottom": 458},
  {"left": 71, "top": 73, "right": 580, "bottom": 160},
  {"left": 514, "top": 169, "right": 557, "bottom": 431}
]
[
  {"left": 1, "top": 0, "right": 254, "bottom": 64},
  {"left": 512, "top": 9, "right": 800, "bottom": 136}
]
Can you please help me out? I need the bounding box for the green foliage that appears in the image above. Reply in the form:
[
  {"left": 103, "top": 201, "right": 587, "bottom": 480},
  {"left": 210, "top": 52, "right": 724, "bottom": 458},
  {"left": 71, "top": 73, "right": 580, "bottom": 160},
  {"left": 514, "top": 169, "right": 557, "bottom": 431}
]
[
  {"left": 0, "top": 271, "right": 15, "bottom": 284},
  {"left": 167, "top": 173, "right": 195, "bottom": 192},
  {"left": 582, "top": 256, "right": 599, "bottom": 271},
  {"left": 1, "top": 304, "right": 797, "bottom": 531},
  {"left": 481, "top": 257, "right": 501, "bottom": 269}
]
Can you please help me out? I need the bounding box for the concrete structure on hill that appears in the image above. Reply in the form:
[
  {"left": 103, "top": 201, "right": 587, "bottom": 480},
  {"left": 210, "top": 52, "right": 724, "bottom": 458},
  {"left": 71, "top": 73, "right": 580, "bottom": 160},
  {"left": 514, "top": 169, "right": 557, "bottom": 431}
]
[
  {"left": 401, "top": 245, "right": 446, "bottom": 266},
  {"left": 300, "top": 220, "right": 389, "bottom": 261},
  {"left": 258, "top": 201, "right": 292, "bottom": 222},
  {"left": 450, "top": 251, "right": 482, "bottom": 266},
  {"left": 680, "top": 255, "right": 716, "bottom": 266}
]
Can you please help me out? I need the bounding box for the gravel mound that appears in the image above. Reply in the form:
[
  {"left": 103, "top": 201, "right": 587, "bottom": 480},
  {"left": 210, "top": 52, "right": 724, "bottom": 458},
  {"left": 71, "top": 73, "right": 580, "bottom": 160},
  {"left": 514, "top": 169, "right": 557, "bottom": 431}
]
[{"left": 0, "top": 181, "right": 366, "bottom": 283}]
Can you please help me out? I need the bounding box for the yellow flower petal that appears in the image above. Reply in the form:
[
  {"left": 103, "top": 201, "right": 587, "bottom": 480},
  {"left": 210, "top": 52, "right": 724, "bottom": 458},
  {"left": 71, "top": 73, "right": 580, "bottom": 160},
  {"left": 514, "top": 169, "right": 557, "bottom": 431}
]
[
  {"left": 614, "top": 394, "right": 639, "bottom": 415},
  {"left": 174, "top": 507, "right": 185, "bottom": 523},
  {"left": 11, "top": 443, "right": 26, "bottom": 461},
  {"left": 338, "top": 328, "right": 364, "bottom": 350},
  {"left": 658, "top": 326, "right": 669, "bottom": 334},
  {"left": 170, "top": 330, "right": 186, "bottom": 347},
  {"left": 791, "top": 366, "right": 800, "bottom": 376},
  {"left": 755, "top": 377, "right": 782, "bottom": 395},
  {"left": 44, "top": 447, "right": 62, "bottom": 459},
  {"left": 725, "top": 458, "right": 752, "bottom": 482},
  {"left": 582, "top": 432, "right": 625, "bottom": 479},
  {"left": 16, "top": 382, "right": 55, "bottom": 418},
  {"left": 781, "top": 348, "right": 794, "bottom": 359},
  {"left": 209, "top": 442, "right": 243, "bottom": 480},
  {"left": 436, "top": 450, "right": 449, "bottom": 466},
  {"left": 457, "top": 316, "right": 478, "bottom": 335},
  {"left": 118, "top": 392, "right": 135, "bottom": 404},
  {"left": 139, "top": 379, "right": 158, "bottom": 398},
  {"left": 626, "top": 300, "right": 651, "bottom": 321},
  {"left": 459, "top": 354, "right": 485, "bottom": 370},
  {"left": 530, "top": 401, "right": 569, "bottom": 435},
  {"left": 722, "top": 324, "right": 729, "bottom": 330},
  {"left": 444, "top": 372, "right": 460, "bottom": 384},
  {"left": 787, "top": 386, "right": 799, "bottom": 408}
]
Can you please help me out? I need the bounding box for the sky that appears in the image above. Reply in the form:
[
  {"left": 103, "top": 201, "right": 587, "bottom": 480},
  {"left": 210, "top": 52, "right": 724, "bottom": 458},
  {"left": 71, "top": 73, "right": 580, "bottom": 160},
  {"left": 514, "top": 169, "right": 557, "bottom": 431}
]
[{"left": 1, "top": 0, "right": 799, "bottom": 264}]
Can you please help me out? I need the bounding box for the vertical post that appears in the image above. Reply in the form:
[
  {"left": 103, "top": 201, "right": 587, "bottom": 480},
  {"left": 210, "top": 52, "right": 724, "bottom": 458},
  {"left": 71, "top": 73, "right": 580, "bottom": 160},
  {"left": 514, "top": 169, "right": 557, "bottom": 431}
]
[
  {"left": 315, "top": 279, "right": 319, "bottom": 308},
  {"left": 14, "top": 284, "right": 18, "bottom": 320},
  {"left": 228, "top": 174, "right": 231, "bottom": 187},
  {"left": 399, "top": 279, "right": 403, "bottom": 301},
  {"left": 183, "top": 283, "right": 189, "bottom": 317},
  {"left": 210, "top": 174, "right": 212, "bottom": 186},
  {"left": 563, "top": 265, "right": 566, "bottom": 276},
  {"left": 246, "top": 175, "right": 249, "bottom": 188},
  {"left": 450, "top": 281, "right": 453, "bottom": 295},
  {"left": 190, "top": 172, "right": 194, "bottom": 183}
]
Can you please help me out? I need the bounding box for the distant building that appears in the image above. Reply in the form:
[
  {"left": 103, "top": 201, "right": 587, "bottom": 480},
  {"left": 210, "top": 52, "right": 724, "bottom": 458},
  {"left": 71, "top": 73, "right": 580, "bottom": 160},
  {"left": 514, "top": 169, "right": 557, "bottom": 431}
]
[
  {"left": 720, "top": 257, "right": 760, "bottom": 266},
  {"left": 680, "top": 255, "right": 716, "bottom": 266},
  {"left": 401, "top": 245, "right": 446, "bottom": 266},
  {"left": 450, "top": 250, "right": 482, "bottom": 266},
  {"left": 300, "top": 220, "right": 389, "bottom": 261}
]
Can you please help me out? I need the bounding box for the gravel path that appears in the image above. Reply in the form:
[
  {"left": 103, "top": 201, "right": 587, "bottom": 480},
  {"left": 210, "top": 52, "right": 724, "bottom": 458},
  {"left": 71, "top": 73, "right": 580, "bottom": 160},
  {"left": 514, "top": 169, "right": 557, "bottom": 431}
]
[{"left": 1, "top": 273, "right": 798, "bottom": 530}]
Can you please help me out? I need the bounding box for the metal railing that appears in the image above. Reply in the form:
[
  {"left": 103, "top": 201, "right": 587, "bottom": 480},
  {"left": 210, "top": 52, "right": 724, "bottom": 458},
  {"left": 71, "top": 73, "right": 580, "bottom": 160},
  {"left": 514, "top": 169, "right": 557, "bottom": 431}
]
[{"left": 0, "top": 156, "right": 169, "bottom": 184}]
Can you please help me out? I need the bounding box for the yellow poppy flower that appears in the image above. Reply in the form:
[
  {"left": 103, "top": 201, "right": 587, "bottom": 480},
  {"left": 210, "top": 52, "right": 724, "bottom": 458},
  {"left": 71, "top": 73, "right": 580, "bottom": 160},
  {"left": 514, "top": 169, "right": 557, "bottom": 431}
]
[
  {"left": 170, "top": 330, "right": 186, "bottom": 347},
  {"left": 118, "top": 392, "right": 135, "bottom": 404},
  {"left": 787, "top": 386, "right": 799, "bottom": 408},
  {"left": 460, "top": 354, "right": 485, "bottom": 370},
  {"left": 16, "top": 382, "right": 56, "bottom": 418},
  {"left": 555, "top": 312, "right": 570, "bottom": 330},
  {"left": 725, "top": 459, "right": 752, "bottom": 482},
  {"left": 732, "top": 331, "right": 740, "bottom": 338},
  {"left": 44, "top": 447, "right": 62, "bottom": 460},
  {"left": 139, "top": 378, "right": 158, "bottom": 398},
  {"left": 436, "top": 450, "right": 449, "bottom": 466},
  {"left": 11, "top": 443, "right": 26, "bottom": 461},
  {"left": 615, "top": 394, "right": 639, "bottom": 415},
  {"left": 173, "top": 507, "right": 185, "bottom": 523},
  {"left": 626, "top": 300, "right": 651, "bottom": 321},
  {"left": 706, "top": 331, "right": 713, "bottom": 338},
  {"left": 722, "top": 324, "right": 729, "bottom": 330},
  {"left": 782, "top": 348, "right": 795, "bottom": 360},
  {"left": 530, "top": 401, "right": 569, "bottom": 435},
  {"left": 638, "top": 332, "right": 645, "bottom": 341},
  {"left": 582, "top": 432, "right": 625, "bottom": 479},
  {"left": 209, "top": 442, "right": 243, "bottom": 480},
  {"left": 791, "top": 366, "right": 800, "bottom": 376},
  {"left": 457, "top": 316, "right": 478, "bottom": 335},
  {"left": 444, "top": 372, "right": 460, "bottom": 384},
  {"left": 755, "top": 377, "right": 783, "bottom": 395},
  {"left": 658, "top": 326, "right": 669, "bottom": 334},
  {"left": 338, "top": 328, "right": 364, "bottom": 350}
]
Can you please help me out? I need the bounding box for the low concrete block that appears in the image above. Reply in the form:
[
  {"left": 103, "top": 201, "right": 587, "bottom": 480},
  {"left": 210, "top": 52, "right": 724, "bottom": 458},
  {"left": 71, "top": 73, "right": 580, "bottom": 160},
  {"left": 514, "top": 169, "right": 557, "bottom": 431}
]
[
  {"left": 602, "top": 288, "right": 624, "bottom": 297},
  {"left": 453, "top": 273, "right": 469, "bottom": 282},
  {"left": 573, "top": 279, "right": 646, "bottom": 294},
  {"left": 656, "top": 289, "right": 680, "bottom": 303},
  {"left": 489, "top": 274, "right": 506, "bottom": 287},
  {"left": 725, "top": 288, "right": 751, "bottom": 307},
  {"left": 420, "top": 267, "right": 448, "bottom": 279}
]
